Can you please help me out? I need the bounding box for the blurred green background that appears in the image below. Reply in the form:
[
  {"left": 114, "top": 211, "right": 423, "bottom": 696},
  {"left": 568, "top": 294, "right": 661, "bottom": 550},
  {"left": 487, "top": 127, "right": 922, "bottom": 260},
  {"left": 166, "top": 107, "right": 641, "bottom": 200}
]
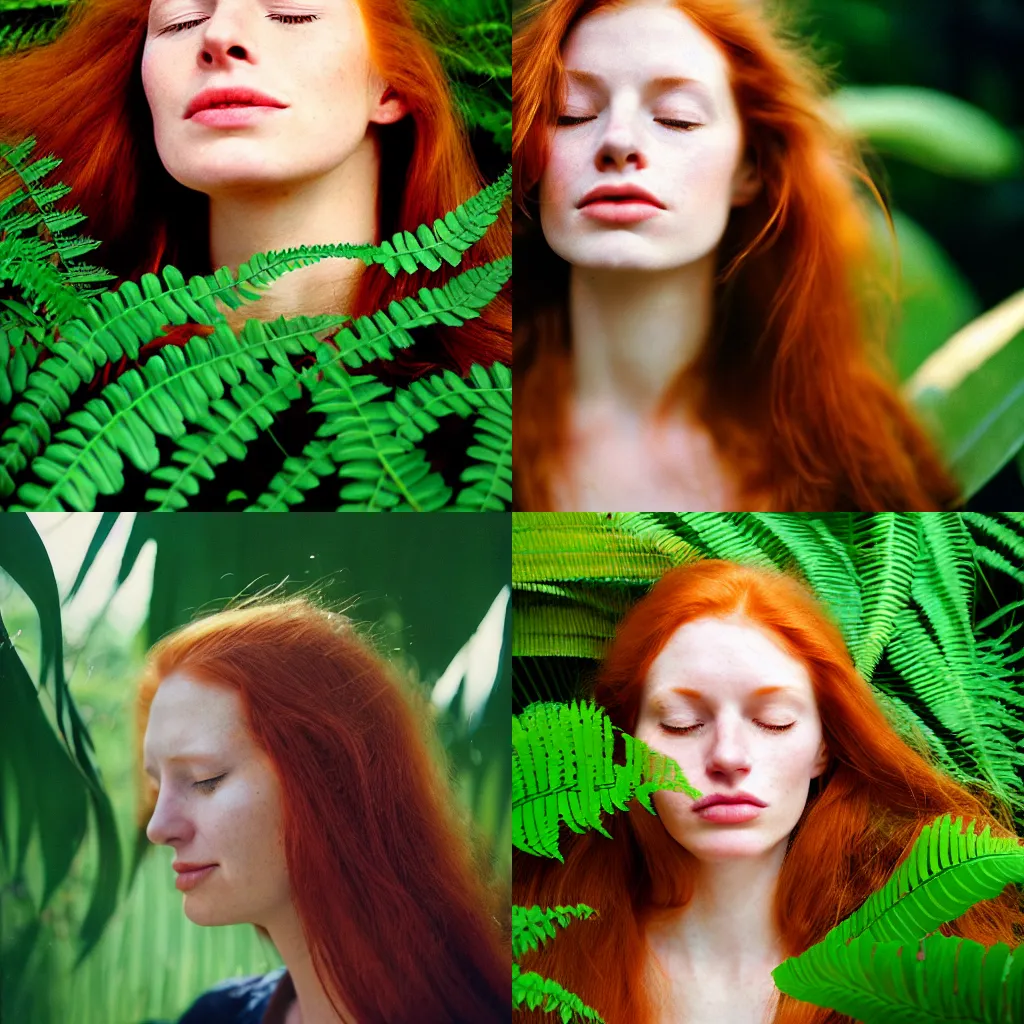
[
  {"left": 512, "top": 0, "right": 1024, "bottom": 508},
  {"left": 0, "top": 512, "right": 511, "bottom": 1024}
]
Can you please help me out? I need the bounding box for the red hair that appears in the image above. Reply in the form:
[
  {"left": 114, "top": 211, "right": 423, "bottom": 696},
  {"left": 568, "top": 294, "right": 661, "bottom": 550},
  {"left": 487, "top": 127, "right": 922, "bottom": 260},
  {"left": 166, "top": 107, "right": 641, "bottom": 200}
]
[
  {"left": 0, "top": 0, "right": 510, "bottom": 376},
  {"left": 512, "top": 0, "right": 960, "bottom": 510},
  {"left": 513, "top": 560, "right": 1022, "bottom": 1024},
  {"left": 137, "top": 598, "right": 510, "bottom": 1024}
]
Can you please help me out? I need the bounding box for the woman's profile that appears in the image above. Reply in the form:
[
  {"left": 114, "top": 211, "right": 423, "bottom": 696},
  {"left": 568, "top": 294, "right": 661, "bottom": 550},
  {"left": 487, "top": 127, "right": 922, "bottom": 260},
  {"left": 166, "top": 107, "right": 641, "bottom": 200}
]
[
  {"left": 0, "top": 0, "right": 509, "bottom": 375},
  {"left": 513, "top": 0, "right": 960, "bottom": 511},
  {"left": 137, "top": 597, "right": 509, "bottom": 1024},
  {"left": 512, "top": 560, "right": 1023, "bottom": 1023}
]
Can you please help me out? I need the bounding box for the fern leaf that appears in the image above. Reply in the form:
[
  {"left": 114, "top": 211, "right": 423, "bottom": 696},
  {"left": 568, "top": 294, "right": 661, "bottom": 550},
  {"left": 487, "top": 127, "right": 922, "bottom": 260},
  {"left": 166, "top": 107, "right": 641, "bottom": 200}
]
[
  {"left": 512, "top": 700, "right": 700, "bottom": 861},
  {"left": 511, "top": 904, "right": 598, "bottom": 960},
  {"left": 513, "top": 963, "right": 606, "bottom": 1023},
  {"left": 245, "top": 438, "right": 337, "bottom": 511},
  {"left": 773, "top": 931, "right": 1021, "bottom": 1024},
  {"left": 145, "top": 363, "right": 306, "bottom": 510}
]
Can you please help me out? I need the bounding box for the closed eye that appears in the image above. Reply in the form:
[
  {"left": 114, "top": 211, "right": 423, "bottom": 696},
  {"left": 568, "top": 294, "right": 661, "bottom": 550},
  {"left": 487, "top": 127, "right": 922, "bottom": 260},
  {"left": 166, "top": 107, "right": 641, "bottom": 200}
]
[
  {"left": 657, "top": 119, "right": 701, "bottom": 131},
  {"left": 556, "top": 115, "right": 595, "bottom": 127},
  {"left": 162, "top": 13, "right": 319, "bottom": 33},
  {"left": 193, "top": 774, "right": 226, "bottom": 793},
  {"left": 661, "top": 722, "right": 795, "bottom": 735}
]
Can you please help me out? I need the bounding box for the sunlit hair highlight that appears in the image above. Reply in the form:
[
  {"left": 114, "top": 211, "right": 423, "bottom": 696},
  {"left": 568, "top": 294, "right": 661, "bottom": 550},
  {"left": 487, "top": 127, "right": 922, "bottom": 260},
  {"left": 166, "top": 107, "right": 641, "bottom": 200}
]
[
  {"left": 512, "top": 0, "right": 960, "bottom": 510},
  {"left": 513, "top": 560, "right": 1022, "bottom": 1024},
  {"left": 137, "top": 597, "right": 509, "bottom": 1024},
  {"left": 0, "top": 0, "right": 510, "bottom": 375}
]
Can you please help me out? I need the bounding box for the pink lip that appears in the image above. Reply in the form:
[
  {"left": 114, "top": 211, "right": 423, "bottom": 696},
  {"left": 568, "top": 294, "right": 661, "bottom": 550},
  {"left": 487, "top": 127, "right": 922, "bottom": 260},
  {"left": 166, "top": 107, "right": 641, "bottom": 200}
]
[
  {"left": 190, "top": 107, "right": 283, "bottom": 129},
  {"left": 580, "top": 201, "right": 662, "bottom": 224},
  {"left": 174, "top": 864, "right": 217, "bottom": 891},
  {"left": 697, "top": 803, "right": 763, "bottom": 824},
  {"left": 692, "top": 792, "right": 767, "bottom": 811},
  {"left": 186, "top": 87, "right": 287, "bottom": 120}
]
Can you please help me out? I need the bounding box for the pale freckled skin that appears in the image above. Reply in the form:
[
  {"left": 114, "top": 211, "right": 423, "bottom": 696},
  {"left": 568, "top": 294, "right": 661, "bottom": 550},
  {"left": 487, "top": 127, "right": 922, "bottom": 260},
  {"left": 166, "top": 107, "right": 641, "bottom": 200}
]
[
  {"left": 632, "top": 614, "right": 829, "bottom": 1024},
  {"left": 534, "top": 0, "right": 764, "bottom": 512},
  {"left": 139, "top": 0, "right": 407, "bottom": 328}
]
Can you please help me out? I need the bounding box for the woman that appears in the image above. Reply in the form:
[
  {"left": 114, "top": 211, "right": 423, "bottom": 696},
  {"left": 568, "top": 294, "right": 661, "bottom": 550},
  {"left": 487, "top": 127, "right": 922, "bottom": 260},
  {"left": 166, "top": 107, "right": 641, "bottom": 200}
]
[
  {"left": 0, "top": 0, "right": 510, "bottom": 376},
  {"left": 138, "top": 597, "right": 509, "bottom": 1024},
  {"left": 512, "top": 560, "right": 1023, "bottom": 1023},
  {"left": 513, "top": 0, "right": 960, "bottom": 511}
]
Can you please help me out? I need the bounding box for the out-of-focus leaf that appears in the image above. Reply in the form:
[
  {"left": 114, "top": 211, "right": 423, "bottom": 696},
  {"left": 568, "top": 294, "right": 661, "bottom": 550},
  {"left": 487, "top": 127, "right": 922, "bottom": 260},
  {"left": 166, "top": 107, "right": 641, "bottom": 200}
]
[
  {"left": 0, "top": 607, "right": 88, "bottom": 907},
  {"left": 907, "top": 288, "right": 1024, "bottom": 498},
  {"left": 832, "top": 86, "right": 1024, "bottom": 180},
  {"left": 64, "top": 512, "right": 122, "bottom": 605},
  {"left": 869, "top": 208, "right": 981, "bottom": 380}
]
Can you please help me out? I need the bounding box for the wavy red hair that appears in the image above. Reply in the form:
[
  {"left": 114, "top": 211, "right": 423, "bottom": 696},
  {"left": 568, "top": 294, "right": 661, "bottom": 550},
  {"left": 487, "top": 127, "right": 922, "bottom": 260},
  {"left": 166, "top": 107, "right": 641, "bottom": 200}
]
[
  {"left": 513, "top": 560, "right": 1022, "bottom": 1023},
  {"left": 512, "top": 0, "right": 960, "bottom": 510},
  {"left": 136, "top": 597, "right": 510, "bottom": 1024},
  {"left": 0, "top": 0, "right": 510, "bottom": 375}
]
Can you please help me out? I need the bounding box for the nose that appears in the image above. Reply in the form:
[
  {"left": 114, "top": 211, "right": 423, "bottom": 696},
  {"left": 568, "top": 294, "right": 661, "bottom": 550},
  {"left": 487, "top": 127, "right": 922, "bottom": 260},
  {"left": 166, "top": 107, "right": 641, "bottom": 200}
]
[
  {"left": 595, "top": 111, "right": 647, "bottom": 172},
  {"left": 146, "top": 787, "right": 195, "bottom": 847},
  {"left": 198, "top": 6, "right": 257, "bottom": 68},
  {"left": 704, "top": 717, "right": 752, "bottom": 781}
]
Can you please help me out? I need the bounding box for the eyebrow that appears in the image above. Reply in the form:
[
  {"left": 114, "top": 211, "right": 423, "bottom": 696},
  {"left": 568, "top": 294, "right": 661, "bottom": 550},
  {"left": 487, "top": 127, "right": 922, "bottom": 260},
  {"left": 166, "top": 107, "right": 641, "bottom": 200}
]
[
  {"left": 565, "top": 70, "right": 714, "bottom": 104},
  {"left": 143, "top": 753, "right": 219, "bottom": 778},
  {"left": 669, "top": 686, "right": 802, "bottom": 701}
]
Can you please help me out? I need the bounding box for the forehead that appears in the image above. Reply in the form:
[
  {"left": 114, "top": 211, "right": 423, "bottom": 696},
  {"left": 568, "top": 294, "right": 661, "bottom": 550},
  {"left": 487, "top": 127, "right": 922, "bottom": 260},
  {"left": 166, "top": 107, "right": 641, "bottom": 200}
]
[
  {"left": 643, "top": 614, "right": 815, "bottom": 705},
  {"left": 143, "top": 672, "right": 249, "bottom": 768},
  {"left": 562, "top": 0, "right": 730, "bottom": 93}
]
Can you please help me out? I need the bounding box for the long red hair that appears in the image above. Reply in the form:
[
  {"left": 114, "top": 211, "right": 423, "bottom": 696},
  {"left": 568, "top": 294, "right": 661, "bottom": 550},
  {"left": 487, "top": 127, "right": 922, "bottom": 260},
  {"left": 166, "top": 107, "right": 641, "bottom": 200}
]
[
  {"left": 512, "top": 0, "right": 960, "bottom": 510},
  {"left": 137, "top": 597, "right": 510, "bottom": 1024},
  {"left": 513, "top": 560, "right": 1022, "bottom": 1023},
  {"left": 0, "top": 0, "right": 510, "bottom": 375}
]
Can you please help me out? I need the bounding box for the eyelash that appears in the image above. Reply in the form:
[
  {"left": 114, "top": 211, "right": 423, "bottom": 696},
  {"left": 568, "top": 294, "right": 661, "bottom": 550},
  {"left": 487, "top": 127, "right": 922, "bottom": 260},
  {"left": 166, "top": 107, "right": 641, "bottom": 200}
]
[
  {"left": 163, "top": 13, "right": 318, "bottom": 33},
  {"left": 193, "top": 774, "right": 226, "bottom": 793},
  {"left": 661, "top": 722, "right": 795, "bottom": 735},
  {"left": 556, "top": 115, "right": 700, "bottom": 131}
]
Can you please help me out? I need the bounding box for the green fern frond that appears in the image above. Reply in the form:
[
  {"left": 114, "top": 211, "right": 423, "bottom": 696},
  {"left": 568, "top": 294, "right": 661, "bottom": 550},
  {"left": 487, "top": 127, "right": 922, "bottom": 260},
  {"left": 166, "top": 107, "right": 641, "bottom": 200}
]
[
  {"left": 848, "top": 513, "right": 921, "bottom": 679},
  {"left": 827, "top": 814, "right": 1024, "bottom": 947},
  {"left": 244, "top": 438, "right": 337, "bottom": 511},
  {"left": 772, "top": 814, "right": 1024, "bottom": 1023},
  {"left": 145, "top": 363, "right": 306, "bottom": 511},
  {"left": 774, "top": 931, "right": 1021, "bottom": 1024},
  {"left": 512, "top": 904, "right": 598, "bottom": 960},
  {"left": 512, "top": 700, "right": 700, "bottom": 861},
  {"left": 513, "top": 963, "right": 606, "bottom": 1024},
  {"left": 369, "top": 167, "right": 511, "bottom": 276}
]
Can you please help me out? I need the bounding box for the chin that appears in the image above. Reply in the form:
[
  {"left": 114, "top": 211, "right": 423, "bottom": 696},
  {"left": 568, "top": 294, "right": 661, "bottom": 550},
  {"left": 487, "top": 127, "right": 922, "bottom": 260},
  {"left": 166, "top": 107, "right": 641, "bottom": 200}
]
[{"left": 183, "top": 900, "right": 239, "bottom": 927}]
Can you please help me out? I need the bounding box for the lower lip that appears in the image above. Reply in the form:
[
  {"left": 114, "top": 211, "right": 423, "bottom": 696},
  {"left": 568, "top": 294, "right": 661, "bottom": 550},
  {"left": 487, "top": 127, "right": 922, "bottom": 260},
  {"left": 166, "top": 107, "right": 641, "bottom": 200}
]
[
  {"left": 189, "top": 106, "right": 282, "bottom": 128},
  {"left": 580, "top": 200, "right": 662, "bottom": 224},
  {"left": 696, "top": 803, "right": 763, "bottom": 823},
  {"left": 175, "top": 865, "right": 216, "bottom": 891}
]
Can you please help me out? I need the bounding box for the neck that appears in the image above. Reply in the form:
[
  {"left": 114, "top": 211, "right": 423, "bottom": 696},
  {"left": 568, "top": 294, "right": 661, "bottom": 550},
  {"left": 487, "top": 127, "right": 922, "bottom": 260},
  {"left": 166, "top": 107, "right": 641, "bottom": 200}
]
[
  {"left": 207, "top": 132, "right": 380, "bottom": 331},
  {"left": 568, "top": 252, "right": 716, "bottom": 419},
  {"left": 647, "top": 841, "right": 787, "bottom": 979},
  {"left": 266, "top": 905, "right": 357, "bottom": 1024}
]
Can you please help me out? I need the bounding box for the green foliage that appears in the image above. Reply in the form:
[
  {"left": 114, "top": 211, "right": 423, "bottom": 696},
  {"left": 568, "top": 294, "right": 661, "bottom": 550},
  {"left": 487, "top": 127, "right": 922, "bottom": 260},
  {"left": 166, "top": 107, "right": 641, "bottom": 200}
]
[
  {"left": 772, "top": 813, "right": 1024, "bottom": 1023},
  {"left": 513, "top": 700, "right": 700, "bottom": 860},
  {"left": 512, "top": 512, "right": 1024, "bottom": 826},
  {"left": 511, "top": 700, "right": 696, "bottom": 1021},
  {"left": 0, "top": 139, "right": 512, "bottom": 510}
]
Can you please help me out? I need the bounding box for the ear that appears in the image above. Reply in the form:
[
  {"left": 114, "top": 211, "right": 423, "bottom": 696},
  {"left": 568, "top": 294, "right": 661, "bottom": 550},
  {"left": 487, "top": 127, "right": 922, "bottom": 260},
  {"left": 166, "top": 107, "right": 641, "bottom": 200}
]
[
  {"left": 811, "top": 739, "right": 829, "bottom": 779},
  {"left": 730, "top": 151, "right": 761, "bottom": 208},
  {"left": 369, "top": 81, "right": 408, "bottom": 126}
]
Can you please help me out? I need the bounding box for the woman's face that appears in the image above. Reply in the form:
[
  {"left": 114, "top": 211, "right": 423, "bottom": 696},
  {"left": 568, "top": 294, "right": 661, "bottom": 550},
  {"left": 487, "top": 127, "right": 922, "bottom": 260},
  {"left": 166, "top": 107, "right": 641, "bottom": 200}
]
[
  {"left": 634, "top": 613, "right": 828, "bottom": 861},
  {"left": 538, "top": 0, "right": 759, "bottom": 271},
  {"left": 143, "top": 673, "right": 291, "bottom": 927},
  {"left": 141, "top": 0, "right": 405, "bottom": 196}
]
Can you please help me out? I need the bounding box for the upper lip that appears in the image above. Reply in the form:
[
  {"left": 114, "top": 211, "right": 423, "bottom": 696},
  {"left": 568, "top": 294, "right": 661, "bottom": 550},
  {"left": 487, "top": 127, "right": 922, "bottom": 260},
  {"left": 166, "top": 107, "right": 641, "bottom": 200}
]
[
  {"left": 577, "top": 183, "right": 666, "bottom": 209},
  {"left": 185, "top": 87, "right": 287, "bottom": 119},
  {"left": 692, "top": 792, "right": 766, "bottom": 811},
  {"left": 173, "top": 861, "right": 216, "bottom": 873}
]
